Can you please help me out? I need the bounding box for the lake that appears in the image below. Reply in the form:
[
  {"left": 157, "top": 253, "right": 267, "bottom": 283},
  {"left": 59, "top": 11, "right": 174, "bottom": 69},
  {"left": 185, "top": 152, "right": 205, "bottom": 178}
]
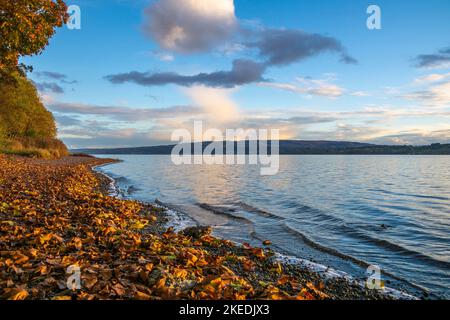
[{"left": 95, "top": 155, "right": 450, "bottom": 298}]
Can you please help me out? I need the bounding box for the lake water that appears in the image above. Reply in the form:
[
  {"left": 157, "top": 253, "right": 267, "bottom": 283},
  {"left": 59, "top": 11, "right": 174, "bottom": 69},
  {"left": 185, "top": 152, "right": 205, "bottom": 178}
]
[{"left": 95, "top": 155, "right": 450, "bottom": 298}]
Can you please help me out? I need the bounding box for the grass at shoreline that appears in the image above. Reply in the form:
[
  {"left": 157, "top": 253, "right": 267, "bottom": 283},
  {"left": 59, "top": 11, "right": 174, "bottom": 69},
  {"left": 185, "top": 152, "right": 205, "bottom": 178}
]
[
  {"left": 0, "top": 137, "right": 68, "bottom": 159},
  {"left": 0, "top": 155, "right": 390, "bottom": 300}
]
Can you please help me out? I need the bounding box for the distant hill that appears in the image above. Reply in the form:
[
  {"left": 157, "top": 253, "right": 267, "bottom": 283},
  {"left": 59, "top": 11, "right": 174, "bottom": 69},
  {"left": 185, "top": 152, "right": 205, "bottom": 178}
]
[{"left": 72, "top": 141, "right": 450, "bottom": 155}]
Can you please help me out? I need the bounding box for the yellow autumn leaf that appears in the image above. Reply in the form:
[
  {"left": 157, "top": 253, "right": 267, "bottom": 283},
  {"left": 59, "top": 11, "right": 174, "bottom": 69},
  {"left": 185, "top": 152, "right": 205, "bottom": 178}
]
[
  {"left": 130, "top": 220, "right": 148, "bottom": 230},
  {"left": 7, "top": 289, "right": 29, "bottom": 300},
  {"left": 173, "top": 268, "right": 188, "bottom": 279},
  {"left": 72, "top": 237, "right": 82, "bottom": 250},
  {"left": 39, "top": 233, "right": 53, "bottom": 244},
  {"left": 52, "top": 296, "right": 72, "bottom": 300},
  {"left": 135, "top": 291, "right": 151, "bottom": 300}
]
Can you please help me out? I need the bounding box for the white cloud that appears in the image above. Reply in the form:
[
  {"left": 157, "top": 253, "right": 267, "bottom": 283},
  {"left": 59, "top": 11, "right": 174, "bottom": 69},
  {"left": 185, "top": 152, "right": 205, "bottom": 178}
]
[
  {"left": 350, "top": 91, "right": 371, "bottom": 97},
  {"left": 48, "top": 102, "right": 203, "bottom": 121},
  {"left": 54, "top": 100, "right": 450, "bottom": 148},
  {"left": 144, "top": 0, "right": 238, "bottom": 53},
  {"left": 151, "top": 52, "right": 175, "bottom": 62},
  {"left": 414, "top": 72, "right": 450, "bottom": 84},
  {"left": 404, "top": 80, "right": 450, "bottom": 107},
  {"left": 259, "top": 76, "right": 344, "bottom": 98},
  {"left": 183, "top": 86, "right": 240, "bottom": 124},
  {"left": 370, "top": 129, "right": 450, "bottom": 145}
]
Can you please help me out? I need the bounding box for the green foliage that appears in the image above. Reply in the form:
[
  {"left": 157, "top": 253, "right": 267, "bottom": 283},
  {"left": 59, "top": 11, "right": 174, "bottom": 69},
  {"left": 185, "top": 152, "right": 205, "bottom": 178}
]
[
  {"left": 0, "top": 74, "right": 56, "bottom": 138},
  {"left": 0, "top": 75, "right": 68, "bottom": 158},
  {"left": 0, "top": 0, "right": 69, "bottom": 158}
]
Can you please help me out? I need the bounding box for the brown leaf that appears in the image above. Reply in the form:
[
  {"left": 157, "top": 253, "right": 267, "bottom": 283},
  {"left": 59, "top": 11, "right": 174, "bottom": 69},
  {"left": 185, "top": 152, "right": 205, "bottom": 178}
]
[{"left": 135, "top": 291, "right": 151, "bottom": 300}]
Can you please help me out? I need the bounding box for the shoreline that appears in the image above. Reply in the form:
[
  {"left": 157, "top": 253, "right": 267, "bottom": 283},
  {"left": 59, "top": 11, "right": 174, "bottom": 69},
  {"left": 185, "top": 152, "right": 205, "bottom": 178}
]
[
  {"left": 93, "top": 158, "right": 419, "bottom": 300},
  {"left": 0, "top": 154, "right": 415, "bottom": 300}
]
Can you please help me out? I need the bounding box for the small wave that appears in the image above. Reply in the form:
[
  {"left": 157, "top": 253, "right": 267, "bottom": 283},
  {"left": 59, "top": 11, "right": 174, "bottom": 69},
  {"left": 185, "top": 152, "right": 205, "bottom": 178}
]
[
  {"left": 92, "top": 165, "right": 120, "bottom": 197},
  {"left": 369, "top": 188, "right": 450, "bottom": 201},
  {"left": 340, "top": 226, "right": 450, "bottom": 270},
  {"left": 92, "top": 164, "right": 131, "bottom": 197},
  {"left": 288, "top": 201, "right": 354, "bottom": 226},
  {"left": 113, "top": 176, "right": 130, "bottom": 183},
  {"left": 196, "top": 203, "right": 255, "bottom": 225},
  {"left": 286, "top": 199, "right": 450, "bottom": 270},
  {"left": 283, "top": 223, "right": 435, "bottom": 293},
  {"left": 127, "top": 185, "right": 139, "bottom": 194},
  {"left": 283, "top": 223, "right": 371, "bottom": 268},
  {"left": 234, "top": 201, "right": 285, "bottom": 220},
  {"left": 154, "top": 199, "right": 197, "bottom": 232},
  {"left": 99, "top": 173, "right": 137, "bottom": 199}
]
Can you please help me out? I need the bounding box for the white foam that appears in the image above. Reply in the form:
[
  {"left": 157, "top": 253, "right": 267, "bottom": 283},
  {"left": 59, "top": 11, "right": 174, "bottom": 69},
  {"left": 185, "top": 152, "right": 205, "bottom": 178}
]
[
  {"left": 92, "top": 165, "right": 120, "bottom": 197},
  {"left": 153, "top": 204, "right": 197, "bottom": 232},
  {"left": 274, "top": 252, "right": 418, "bottom": 300}
]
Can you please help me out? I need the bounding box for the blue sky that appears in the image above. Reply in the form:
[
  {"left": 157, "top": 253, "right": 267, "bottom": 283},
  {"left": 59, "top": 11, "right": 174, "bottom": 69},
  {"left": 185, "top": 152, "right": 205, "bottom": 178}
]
[{"left": 23, "top": 0, "right": 450, "bottom": 148}]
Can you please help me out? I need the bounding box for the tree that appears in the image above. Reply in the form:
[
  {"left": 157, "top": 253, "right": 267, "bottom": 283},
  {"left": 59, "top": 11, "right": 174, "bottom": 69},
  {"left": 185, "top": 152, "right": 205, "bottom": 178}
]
[
  {"left": 0, "top": 0, "right": 68, "bottom": 77},
  {"left": 0, "top": 0, "right": 68, "bottom": 157},
  {"left": 0, "top": 74, "right": 56, "bottom": 139}
]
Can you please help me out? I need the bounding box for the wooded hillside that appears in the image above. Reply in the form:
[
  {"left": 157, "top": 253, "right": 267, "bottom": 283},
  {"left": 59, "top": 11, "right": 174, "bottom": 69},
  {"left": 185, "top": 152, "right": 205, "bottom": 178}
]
[{"left": 0, "top": 0, "right": 69, "bottom": 158}]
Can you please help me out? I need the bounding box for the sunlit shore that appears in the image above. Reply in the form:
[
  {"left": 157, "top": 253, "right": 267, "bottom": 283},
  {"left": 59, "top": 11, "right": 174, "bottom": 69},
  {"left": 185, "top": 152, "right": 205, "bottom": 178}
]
[{"left": 0, "top": 155, "right": 396, "bottom": 300}]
